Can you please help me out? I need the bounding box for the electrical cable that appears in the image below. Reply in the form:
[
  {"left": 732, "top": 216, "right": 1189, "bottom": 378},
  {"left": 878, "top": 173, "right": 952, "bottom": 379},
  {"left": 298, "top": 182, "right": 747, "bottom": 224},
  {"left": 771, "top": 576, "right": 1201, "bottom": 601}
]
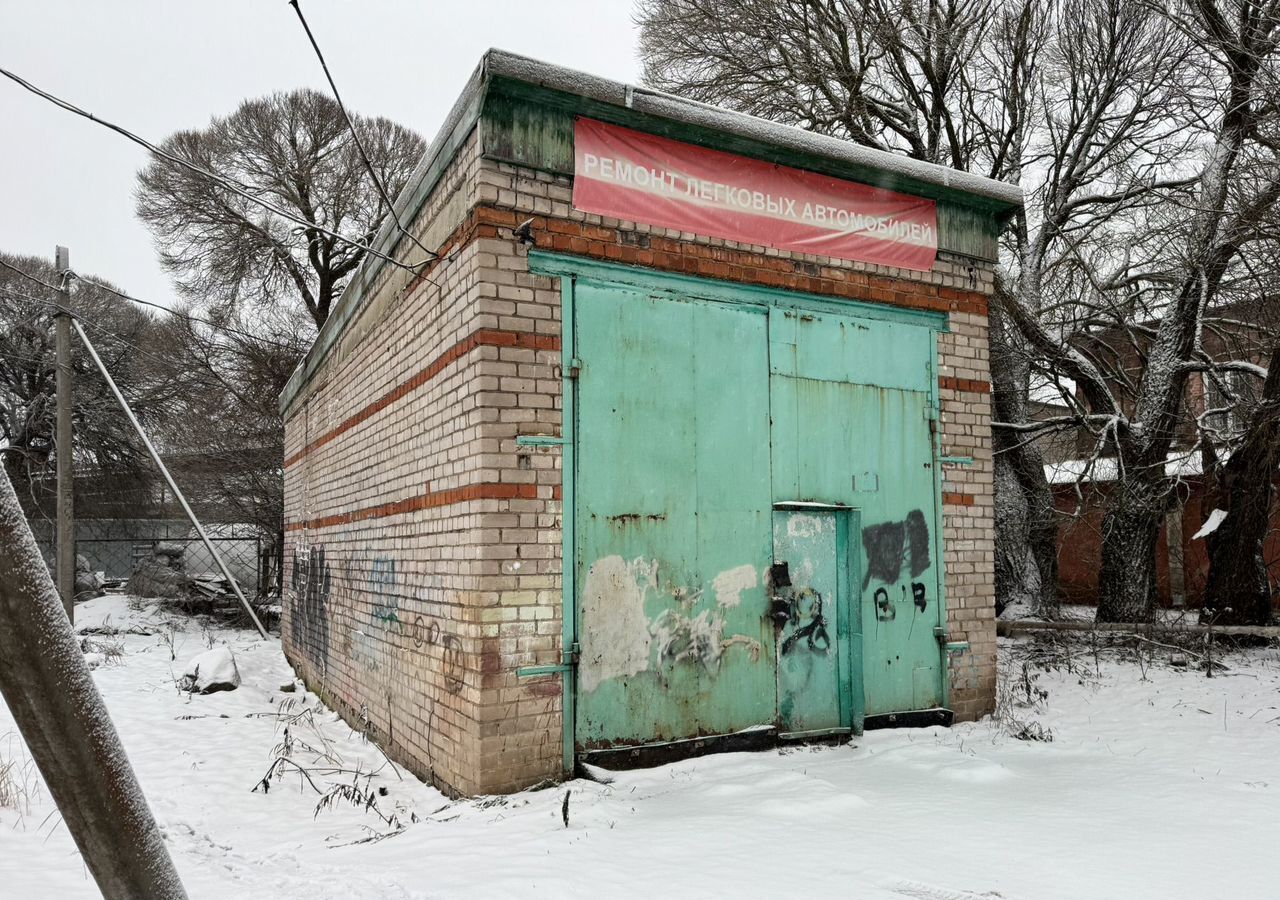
[
  {"left": 0, "top": 257, "right": 63, "bottom": 293},
  {"left": 69, "top": 274, "right": 305, "bottom": 352},
  {"left": 288, "top": 0, "right": 437, "bottom": 262},
  {"left": 0, "top": 65, "right": 429, "bottom": 274},
  {"left": 0, "top": 288, "right": 267, "bottom": 387},
  {"left": 0, "top": 266, "right": 303, "bottom": 352}
]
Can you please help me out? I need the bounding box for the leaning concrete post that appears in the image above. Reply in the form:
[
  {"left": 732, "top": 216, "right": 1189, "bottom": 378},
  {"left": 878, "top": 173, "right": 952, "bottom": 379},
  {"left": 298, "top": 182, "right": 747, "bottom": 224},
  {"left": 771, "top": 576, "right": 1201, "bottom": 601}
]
[{"left": 0, "top": 467, "right": 187, "bottom": 899}]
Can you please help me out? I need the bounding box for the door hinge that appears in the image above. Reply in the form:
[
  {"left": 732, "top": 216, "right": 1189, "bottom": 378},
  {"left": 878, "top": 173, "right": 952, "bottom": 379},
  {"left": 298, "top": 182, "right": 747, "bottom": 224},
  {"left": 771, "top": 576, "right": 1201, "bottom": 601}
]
[{"left": 567, "top": 357, "right": 583, "bottom": 379}]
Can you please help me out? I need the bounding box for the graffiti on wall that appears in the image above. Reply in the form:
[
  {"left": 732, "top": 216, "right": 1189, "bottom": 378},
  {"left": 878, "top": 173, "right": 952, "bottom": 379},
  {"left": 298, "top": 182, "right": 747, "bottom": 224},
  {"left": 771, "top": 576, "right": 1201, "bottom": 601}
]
[
  {"left": 410, "top": 609, "right": 465, "bottom": 694},
  {"left": 287, "top": 547, "right": 465, "bottom": 694},
  {"left": 779, "top": 587, "right": 830, "bottom": 655},
  {"left": 370, "top": 559, "right": 399, "bottom": 628},
  {"left": 348, "top": 557, "right": 399, "bottom": 674},
  {"left": 862, "top": 509, "right": 931, "bottom": 620},
  {"left": 289, "top": 545, "right": 331, "bottom": 673}
]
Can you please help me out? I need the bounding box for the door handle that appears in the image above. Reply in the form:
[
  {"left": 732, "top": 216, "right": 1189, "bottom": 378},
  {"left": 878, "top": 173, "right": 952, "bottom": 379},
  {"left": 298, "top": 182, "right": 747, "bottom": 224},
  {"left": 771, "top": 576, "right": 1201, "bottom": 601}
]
[{"left": 769, "top": 595, "right": 792, "bottom": 625}]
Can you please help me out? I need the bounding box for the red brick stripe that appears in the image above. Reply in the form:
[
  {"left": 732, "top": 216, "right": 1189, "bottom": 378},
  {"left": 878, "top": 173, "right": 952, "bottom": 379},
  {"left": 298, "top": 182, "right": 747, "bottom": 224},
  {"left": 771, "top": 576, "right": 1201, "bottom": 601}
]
[
  {"left": 285, "top": 328, "right": 560, "bottom": 468},
  {"left": 943, "top": 491, "right": 976, "bottom": 506},
  {"left": 475, "top": 205, "right": 991, "bottom": 318},
  {"left": 939, "top": 376, "right": 991, "bottom": 394},
  {"left": 284, "top": 482, "right": 539, "bottom": 531}
]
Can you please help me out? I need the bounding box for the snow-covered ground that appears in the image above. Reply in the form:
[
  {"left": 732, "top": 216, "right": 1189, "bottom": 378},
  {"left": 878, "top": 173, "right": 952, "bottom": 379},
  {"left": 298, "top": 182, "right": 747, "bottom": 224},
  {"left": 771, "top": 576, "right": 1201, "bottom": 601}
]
[{"left": 1, "top": 595, "right": 1278, "bottom": 899}]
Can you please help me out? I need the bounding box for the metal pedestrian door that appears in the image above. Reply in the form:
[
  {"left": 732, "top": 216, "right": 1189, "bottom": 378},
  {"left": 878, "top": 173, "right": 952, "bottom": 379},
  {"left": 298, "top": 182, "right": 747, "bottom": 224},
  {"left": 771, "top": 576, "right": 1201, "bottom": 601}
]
[
  {"left": 770, "top": 507, "right": 858, "bottom": 736},
  {"left": 566, "top": 267, "right": 946, "bottom": 754}
]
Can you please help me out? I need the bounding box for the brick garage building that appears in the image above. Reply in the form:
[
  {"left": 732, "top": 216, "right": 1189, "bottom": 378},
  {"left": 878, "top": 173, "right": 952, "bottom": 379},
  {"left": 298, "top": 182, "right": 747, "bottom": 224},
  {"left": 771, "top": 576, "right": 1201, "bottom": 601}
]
[{"left": 280, "top": 51, "right": 1020, "bottom": 796}]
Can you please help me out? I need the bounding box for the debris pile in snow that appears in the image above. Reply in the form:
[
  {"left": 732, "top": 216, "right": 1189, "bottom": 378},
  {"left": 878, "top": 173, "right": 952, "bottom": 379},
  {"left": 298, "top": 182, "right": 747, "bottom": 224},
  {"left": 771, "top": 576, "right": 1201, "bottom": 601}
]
[
  {"left": 126, "top": 543, "right": 240, "bottom": 614},
  {"left": 178, "top": 647, "right": 241, "bottom": 694},
  {"left": 73, "top": 553, "right": 105, "bottom": 600}
]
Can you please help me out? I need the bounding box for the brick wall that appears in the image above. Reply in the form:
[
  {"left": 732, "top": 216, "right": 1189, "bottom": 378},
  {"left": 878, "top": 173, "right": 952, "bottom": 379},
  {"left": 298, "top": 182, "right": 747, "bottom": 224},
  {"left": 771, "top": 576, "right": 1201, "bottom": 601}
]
[
  {"left": 283, "top": 132, "right": 561, "bottom": 797},
  {"left": 283, "top": 140, "right": 999, "bottom": 796},
  {"left": 937, "top": 315, "right": 997, "bottom": 720}
]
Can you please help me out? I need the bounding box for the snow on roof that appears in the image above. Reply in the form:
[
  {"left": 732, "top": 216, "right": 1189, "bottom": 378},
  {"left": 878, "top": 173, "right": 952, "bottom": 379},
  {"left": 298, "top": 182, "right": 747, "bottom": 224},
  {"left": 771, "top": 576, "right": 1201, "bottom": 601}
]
[
  {"left": 483, "top": 49, "right": 1023, "bottom": 210},
  {"left": 1044, "top": 453, "right": 1205, "bottom": 484}
]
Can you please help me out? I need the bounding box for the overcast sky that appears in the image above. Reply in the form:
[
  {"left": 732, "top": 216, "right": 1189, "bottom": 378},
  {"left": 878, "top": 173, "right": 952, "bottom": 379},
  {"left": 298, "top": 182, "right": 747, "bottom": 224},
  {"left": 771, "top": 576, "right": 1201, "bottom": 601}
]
[{"left": 0, "top": 0, "right": 641, "bottom": 306}]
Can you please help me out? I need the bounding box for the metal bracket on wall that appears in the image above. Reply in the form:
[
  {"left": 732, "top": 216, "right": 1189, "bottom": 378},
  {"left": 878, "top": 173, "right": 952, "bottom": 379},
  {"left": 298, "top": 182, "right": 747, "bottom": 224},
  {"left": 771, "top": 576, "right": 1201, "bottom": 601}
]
[
  {"left": 516, "top": 664, "right": 572, "bottom": 677},
  {"left": 938, "top": 455, "right": 975, "bottom": 466},
  {"left": 516, "top": 435, "right": 566, "bottom": 448},
  {"left": 516, "top": 644, "right": 578, "bottom": 678},
  {"left": 934, "top": 627, "right": 973, "bottom": 655}
]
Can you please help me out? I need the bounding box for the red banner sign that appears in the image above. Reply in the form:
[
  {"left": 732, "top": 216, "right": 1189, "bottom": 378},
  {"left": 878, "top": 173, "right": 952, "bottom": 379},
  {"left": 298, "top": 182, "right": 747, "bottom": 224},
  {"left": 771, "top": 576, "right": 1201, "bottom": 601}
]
[{"left": 572, "top": 118, "right": 938, "bottom": 272}]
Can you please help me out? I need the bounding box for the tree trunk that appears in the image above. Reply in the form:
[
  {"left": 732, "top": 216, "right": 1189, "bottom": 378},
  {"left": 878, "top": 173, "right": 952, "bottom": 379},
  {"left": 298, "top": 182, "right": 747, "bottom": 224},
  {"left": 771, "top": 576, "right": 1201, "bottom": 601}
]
[
  {"left": 1024, "top": 450, "right": 1060, "bottom": 616},
  {"left": 993, "top": 455, "right": 1033, "bottom": 614},
  {"left": 0, "top": 468, "right": 187, "bottom": 899},
  {"left": 1096, "top": 469, "right": 1165, "bottom": 622},
  {"left": 989, "top": 300, "right": 1060, "bottom": 616},
  {"left": 1202, "top": 346, "right": 1280, "bottom": 625}
]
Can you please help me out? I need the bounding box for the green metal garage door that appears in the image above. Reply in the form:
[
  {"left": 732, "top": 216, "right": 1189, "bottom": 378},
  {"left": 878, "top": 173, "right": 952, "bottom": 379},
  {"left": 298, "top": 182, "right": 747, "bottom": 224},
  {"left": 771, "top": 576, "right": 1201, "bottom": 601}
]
[
  {"left": 567, "top": 266, "right": 946, "bottom": 752},
  {"left": 769, "top": 307, "right": 944, "bottom": 717}
]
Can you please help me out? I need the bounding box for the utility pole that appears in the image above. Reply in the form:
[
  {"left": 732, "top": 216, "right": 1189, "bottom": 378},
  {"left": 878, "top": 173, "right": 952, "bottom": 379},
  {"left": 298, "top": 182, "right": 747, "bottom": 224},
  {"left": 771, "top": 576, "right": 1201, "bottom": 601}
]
[
  {"left": 0, "top": 467, "right": 188, "bottom": 899},
  {"left": 55, "top": 245, "right": 74, "bottom": 621}
]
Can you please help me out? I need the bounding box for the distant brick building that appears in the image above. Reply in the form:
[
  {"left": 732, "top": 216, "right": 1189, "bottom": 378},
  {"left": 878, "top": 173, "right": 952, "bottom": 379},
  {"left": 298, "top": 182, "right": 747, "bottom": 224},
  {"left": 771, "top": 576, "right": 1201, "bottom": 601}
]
[
  {"left": 280, "top": 50, "right": 1019, "bottom": 796},
  {"left": 1045, "top": 301, "right": 1280, "bottom": 610}
]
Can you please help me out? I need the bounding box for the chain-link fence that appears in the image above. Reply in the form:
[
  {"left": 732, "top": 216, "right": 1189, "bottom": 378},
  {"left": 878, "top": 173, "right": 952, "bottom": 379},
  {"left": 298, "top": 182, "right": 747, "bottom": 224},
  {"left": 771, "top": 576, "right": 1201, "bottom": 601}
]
[{"left": 31, "top": 518, "right": 280, "bottom": 599}]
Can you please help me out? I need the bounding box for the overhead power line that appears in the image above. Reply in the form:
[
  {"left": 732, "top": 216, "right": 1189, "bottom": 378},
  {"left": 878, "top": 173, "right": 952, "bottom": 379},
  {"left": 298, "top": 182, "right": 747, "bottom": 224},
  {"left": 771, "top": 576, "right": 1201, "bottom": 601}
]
[
  {"left": 0, "top": 262, "right": 303, "bottom": 352},
  {"left": 288, "top": 0, "right": 437, "bottom": 262},
  {"left": 0, "top": 288, "right": 189, "bottom": 375},
  {"left": 0, "top": 257, "right": 64, "bottom": 293},
  {"left": 69, "top": 274, "right": 304, "bottom": 352},
  {"left": 0, "top": 286, "right": 76, "bottom": 317},
  {"left": 0, "top": 65, "right": 428, "bottom": 275}
]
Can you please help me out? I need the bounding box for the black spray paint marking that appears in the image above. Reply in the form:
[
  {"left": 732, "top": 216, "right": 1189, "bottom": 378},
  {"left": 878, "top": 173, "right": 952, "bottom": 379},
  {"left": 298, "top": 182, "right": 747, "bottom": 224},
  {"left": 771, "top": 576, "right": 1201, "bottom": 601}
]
[
  {"left": 409, "top": 613, "right": 462, "bottom": 695},
  {"left": 874, "top": 586, "right": 896, "bottom": 621},
  {"left": 861, "top": 509, "right": 931, "bottom": 589},
  {"left": 440, "top": 633, "right": 465, "bottom": 694},
  {"left": 780, "top": 587, "right": 831, "bottom": 655},
  {"left": 912, "top": 582, "right": 928, "bottom": 612},
  {"left": 290, "top": 545, "right": 331, "bottom": 670}
]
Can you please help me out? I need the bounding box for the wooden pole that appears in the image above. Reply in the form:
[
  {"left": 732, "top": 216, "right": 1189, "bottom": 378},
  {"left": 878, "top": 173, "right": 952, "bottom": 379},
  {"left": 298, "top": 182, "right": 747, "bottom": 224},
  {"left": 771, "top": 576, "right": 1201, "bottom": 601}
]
[
  {"left": 0, "top": 466, "right": 187, "bottom": 898},
  {"left": 54, "top": 245, "right": 74, "bottom": 621}
]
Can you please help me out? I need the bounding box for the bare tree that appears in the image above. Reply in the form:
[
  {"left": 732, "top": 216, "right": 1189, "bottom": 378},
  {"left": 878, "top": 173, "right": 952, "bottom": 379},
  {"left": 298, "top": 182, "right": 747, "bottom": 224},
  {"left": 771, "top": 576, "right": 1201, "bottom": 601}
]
[
  {"left": 135, "top": 89, "right": 425, "bottom": 329},
  {"left": 159, "top": 303, "right": 310, "bottom": 592},
  {"left": 637, "top": 0, "right": 1194, "bottom": 616},
  {"left": 1200, "top": 342, "right": 1280, "bottom": 624},
  {"left": 639, "top": 0, "right": 996, "bottom": 170},
  {"left": 1003, "top": 0, "right": 1280, "bottom": 621}
]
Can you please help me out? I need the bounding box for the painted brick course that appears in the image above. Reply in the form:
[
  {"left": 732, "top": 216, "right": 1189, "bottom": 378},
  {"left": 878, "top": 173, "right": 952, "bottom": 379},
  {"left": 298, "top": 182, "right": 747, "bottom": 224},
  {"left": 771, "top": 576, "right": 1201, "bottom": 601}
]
[{"left": 282, "top": 127, "right": 1000, "bottom": 796}]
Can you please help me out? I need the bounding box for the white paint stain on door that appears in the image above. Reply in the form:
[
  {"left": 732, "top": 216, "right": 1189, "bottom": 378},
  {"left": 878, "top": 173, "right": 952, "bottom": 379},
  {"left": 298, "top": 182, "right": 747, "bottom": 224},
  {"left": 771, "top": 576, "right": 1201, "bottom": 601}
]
[
  {"left": 578, "top": 555, "right": 656, "bottom": 693},
  {"left": 712, "top": 564, "right": 758, "bottom": 608}
]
